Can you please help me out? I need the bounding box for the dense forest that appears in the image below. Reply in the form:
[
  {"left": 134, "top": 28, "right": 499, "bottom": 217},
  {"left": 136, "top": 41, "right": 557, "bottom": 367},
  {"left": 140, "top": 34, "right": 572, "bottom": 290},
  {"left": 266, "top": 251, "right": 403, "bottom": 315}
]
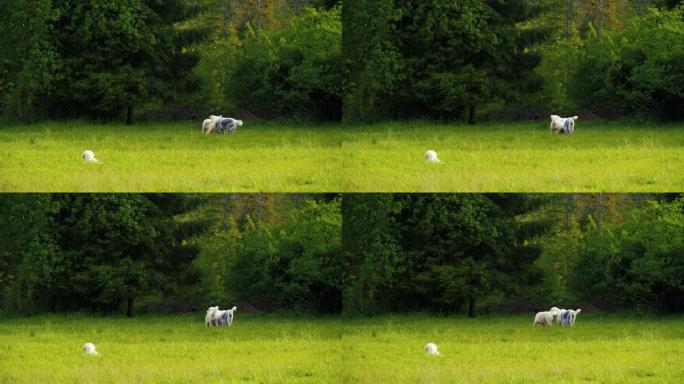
[
  {"left": 1, "top": 193, "right": 682, "bottom": 316},
  {"left": 0, "top": 0, "right": 681, "bottom": 123}
]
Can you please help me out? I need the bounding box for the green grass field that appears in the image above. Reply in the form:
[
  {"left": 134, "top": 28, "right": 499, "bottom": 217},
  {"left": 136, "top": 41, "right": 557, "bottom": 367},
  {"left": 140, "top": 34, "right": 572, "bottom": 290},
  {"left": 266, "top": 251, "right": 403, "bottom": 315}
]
[
  {"left": 1, "top": 313, "right": 682, "bottom": 383},
  {"left": 1, "top": 121, "right": 683, "bottom": 192}
]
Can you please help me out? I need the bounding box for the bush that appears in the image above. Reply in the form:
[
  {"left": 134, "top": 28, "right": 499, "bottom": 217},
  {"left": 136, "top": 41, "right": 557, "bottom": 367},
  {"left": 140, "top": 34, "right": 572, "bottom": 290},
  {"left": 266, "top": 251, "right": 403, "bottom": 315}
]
[
  {"left": 568, "top": 6, "right": 684, "bottom": 120},
  {"left": 568, "top": 198, "right": 684, "bottom": 313},
  {"left": 228, "top": 199, "right": 343, "bottom": 313},
  {"left": 194, "top": 6, "right": 343, "bottom": 121}
]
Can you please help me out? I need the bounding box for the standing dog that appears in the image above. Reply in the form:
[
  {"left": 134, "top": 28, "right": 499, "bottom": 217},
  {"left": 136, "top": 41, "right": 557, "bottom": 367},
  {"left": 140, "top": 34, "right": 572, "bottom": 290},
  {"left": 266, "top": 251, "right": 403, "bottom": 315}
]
[
  {"left": 202, "top": 115, "right": 222, "bottom": 135},
  {"left": 214, "top": 118, "right": 243, "bottom": 134},
  {"left": 559, "top": 309, "right": 582, "bottom": 326},
  {"left": 550, "top": 115, "right": 578, "bottom": 134},
  {"left": 205, "top": 306, "right": 220, "bottom": 326},
  {"left": 218, "top": 306, "right": 237, "bottom": 326}
]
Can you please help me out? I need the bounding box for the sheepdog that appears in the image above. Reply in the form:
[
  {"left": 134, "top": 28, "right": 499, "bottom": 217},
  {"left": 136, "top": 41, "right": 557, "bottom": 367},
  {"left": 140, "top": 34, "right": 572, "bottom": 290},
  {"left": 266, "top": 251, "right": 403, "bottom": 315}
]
[
  {"left": 205, "top": 306, "right": 220, "bottom": 326},
  {"left": 549, "top": 307, "right": 564, "bottom": 324},
  {"left": 202, "top": 115, "right": 222, "bottom": 135},
  {"left": 559, "top": 309, "right": 581, "bottom": 326},
  {"left": 83, "top": 342, "right": 98, "bottom": 355},
  {"left": 550, "top": 115, "right": 578, "bottom": 134},
  {"left": 424, "top": 342, "right": 441, "bottom": 355},
  {"left": 217, "top": 306, "right": 237, "bottom": 326},
  {"left": 214, "top": 118, "right": 243, "bottom": 134},
  {"left": 81, "top": 150, "right": 100, "bottom": 163},
  {"left": 424, "top": 150, "right": 441, "bottom": 163},
  {"left": 533, "top": 311, "right": 556, "bottom": 326}
]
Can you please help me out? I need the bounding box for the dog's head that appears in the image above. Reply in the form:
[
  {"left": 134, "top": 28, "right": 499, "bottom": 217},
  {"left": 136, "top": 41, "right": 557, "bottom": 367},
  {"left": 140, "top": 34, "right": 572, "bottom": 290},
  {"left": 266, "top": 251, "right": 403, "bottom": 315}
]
[{"left": 236, "top": 120, "right": 243, "bottom": 127}]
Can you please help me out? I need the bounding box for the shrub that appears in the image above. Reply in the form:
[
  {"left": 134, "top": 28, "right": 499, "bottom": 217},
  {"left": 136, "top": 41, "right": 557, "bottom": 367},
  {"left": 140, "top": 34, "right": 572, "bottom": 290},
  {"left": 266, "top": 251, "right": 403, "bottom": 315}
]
[
  {"left": 195, "top": 6, "right": 343, "bottom": 121},
  {"left": 569, "top": 6, "right": 684, "bottom": 120}
]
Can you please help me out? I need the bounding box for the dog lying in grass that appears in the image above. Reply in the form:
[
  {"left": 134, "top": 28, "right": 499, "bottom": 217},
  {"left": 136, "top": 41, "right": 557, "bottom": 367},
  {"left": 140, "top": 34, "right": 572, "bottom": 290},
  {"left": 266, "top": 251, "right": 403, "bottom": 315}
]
[
  {"left": 425, "top": 342, "right": 440, "bottom": 355},
  {"left": 424, "top": 150, "right": 441, "bottom": 163},
  {"left": 83, "top": 342, "right": 98, "bottom": 355},
  {"left": 81, "top": 150, "right": 100, "bottom": 163},
  {"left": 550, "top": 115, "right": 577, "bottom": 134}
]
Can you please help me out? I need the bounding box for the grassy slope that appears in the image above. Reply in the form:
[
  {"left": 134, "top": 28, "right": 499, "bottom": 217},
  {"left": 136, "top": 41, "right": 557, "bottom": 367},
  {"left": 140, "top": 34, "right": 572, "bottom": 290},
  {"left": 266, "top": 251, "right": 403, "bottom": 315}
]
[
  {"left": 0, "top": 121, "right": 683, "bottom": 192},
  {"left": 0, "top": 314, "right": 682, "bottom": 383}
]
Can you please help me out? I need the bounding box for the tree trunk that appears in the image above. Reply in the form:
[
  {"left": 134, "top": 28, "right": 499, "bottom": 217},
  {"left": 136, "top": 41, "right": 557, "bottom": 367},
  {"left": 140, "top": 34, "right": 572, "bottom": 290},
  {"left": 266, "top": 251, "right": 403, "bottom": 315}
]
[
  {"left": 126, "top": 106, "right": 134, "bottom": 125},
  {"left": 468, "top": 106, "right": 476, "bottom": 125},
  {"left": 126, "top": 297, "right": 134, "bottom": 317},
  {"left": 468, "top": 298, "right": 476, "bottom": 317}
]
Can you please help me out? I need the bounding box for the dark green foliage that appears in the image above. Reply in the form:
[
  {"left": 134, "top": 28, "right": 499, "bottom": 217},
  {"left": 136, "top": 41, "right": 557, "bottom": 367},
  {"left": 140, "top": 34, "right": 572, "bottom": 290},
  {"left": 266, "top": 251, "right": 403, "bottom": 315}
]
[
  {"left": 49, "top": 0, "right": 205, "bottom": 122},
  {"left": 341, "top": 0, "right": 401, "bottom": 121},
  {"left": 0, "top": 194, "right": 201, "bottom": 316},
  {"left": 0, "top": 195, "right": 59, "bottom": 312},
  {"left": 229, "top": 198, "right": 343, "bottom": 313},
  {"left": 341, "top": 194, "right": 402, "bottom": 313},
  {"left": 0, "top": 0, "right": 205, "bottom": 122},
  {"left": 342, "top": 194, "right": 545, "bottom": 315},
  {"left": 342, "top": 0, "right": 547, "bottom": 122},
  {"left": 0, "top": 0, "right": 59, "bottom": 121},
  {"left": 197, "top": 6, "right": 343, "bottom": 120},
  {"left": 569, "top": 198, "right": 684, "bottom": 313},
  {"left": 568, "top": 6, "right": 684, "bottom": 120}
]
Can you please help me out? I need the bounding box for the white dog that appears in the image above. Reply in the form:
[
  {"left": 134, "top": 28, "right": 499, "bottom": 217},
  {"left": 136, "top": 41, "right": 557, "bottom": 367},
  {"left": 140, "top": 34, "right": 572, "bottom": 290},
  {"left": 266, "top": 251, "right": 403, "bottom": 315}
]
[
  {"left": 533, "top": 311, "right": 556, "bottom": 326},
  {"left": 424, "top": 150, "right": 441, "bottom": 163},
  {"left": 202, "top": 115, "right": 222, "bottom": 135},
  {"left": 81, "top": 150, "right": 100, "bottom": 163},
  {"left": 424, "top": 343, "right": 440, "bottom": 355},
  {"left": 549, "top": 307, "right": 564, "bottom": 324},
  {"left": 83, "top": 342, "right": 98, "bottom": 355},
  {"left": 550, "top": 115, "right": 578, "bottom": 134},
  {"left": 205, "top": 306, "right": 220, "bottom": 326}
]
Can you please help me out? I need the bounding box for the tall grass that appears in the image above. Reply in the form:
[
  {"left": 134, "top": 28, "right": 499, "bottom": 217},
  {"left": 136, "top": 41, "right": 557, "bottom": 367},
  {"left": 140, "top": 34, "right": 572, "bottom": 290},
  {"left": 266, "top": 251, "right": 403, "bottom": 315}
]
[
  {"left": 0, "top": 313, "right": 682, "bottom": 383},
  {"left": 0, "top": 121, "right": 682, "bottom": 192}
]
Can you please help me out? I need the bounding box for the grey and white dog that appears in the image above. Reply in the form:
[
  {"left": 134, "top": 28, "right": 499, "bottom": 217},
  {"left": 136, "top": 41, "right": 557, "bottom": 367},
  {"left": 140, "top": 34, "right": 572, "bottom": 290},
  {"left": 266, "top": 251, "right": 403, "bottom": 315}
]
[
  {"left": 550, "top": 115, "right": 578, "bottom": 134},
  {"left": 559, "top": 309, "right": 582, "bottom": 326},
  {"left": 214, "top": 118, "right": 243, "bottom": 134}
]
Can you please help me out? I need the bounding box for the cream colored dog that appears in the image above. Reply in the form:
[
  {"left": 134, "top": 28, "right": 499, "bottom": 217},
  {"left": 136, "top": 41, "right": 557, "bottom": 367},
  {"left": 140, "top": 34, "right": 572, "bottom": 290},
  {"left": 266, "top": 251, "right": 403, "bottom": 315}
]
[
  {"left": 533, "top": 311, "right": 555, "bottom": 326},
  {"left": 81, "top": 150, "right": 100, "bottom": 163},
  {"left": 205, "top": 306, "right": 220, "bottom": 326},
  {"left": 83, "top": 342, "right": 98, "bottom": 355},
  {"left": 424, "top": 150, "right": 441, "bottom": 163},
  {"left": 202, "top": 115, "right": 222, "bottom": 135},
  {"left": 424, "top": 342, "right": 440, "bottom": 355}
]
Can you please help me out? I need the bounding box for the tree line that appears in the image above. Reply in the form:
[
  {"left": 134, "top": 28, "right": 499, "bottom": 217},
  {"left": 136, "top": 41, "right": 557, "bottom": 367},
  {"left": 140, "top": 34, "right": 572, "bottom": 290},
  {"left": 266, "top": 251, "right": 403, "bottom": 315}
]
[
  {"left": 1, "top": 193, "right": 682, "bottom": 316},
  {"left": 0, "top": 1, "right": 681, "bottom": 123}
]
